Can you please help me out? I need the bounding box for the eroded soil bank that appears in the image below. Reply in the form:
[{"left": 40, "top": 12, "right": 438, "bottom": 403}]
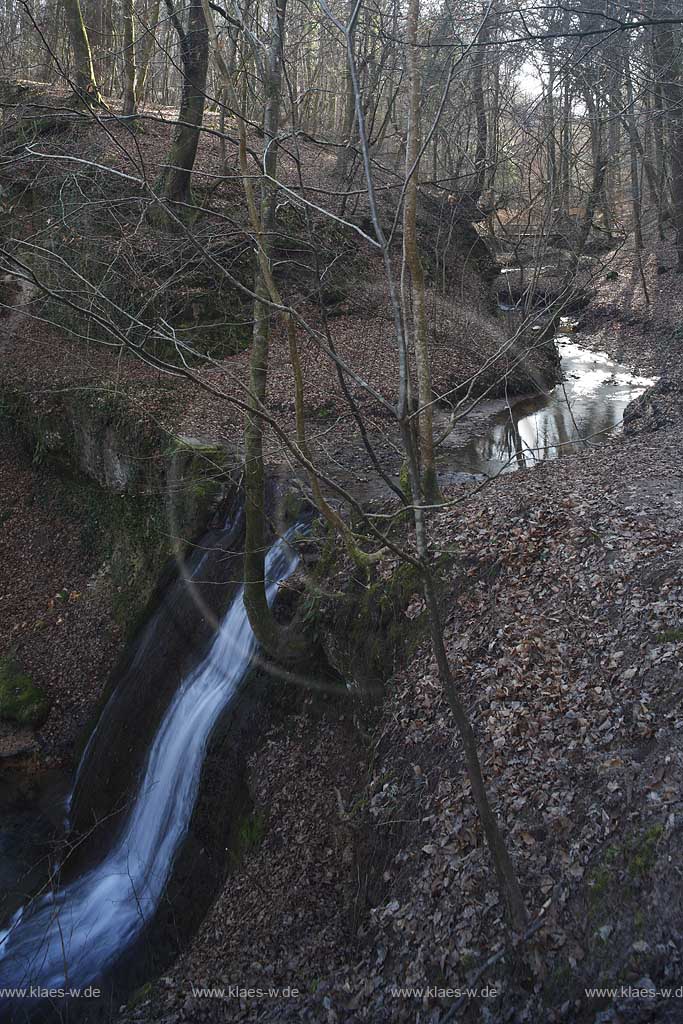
[
  {"left": 2, "top": 208, "right": 682, "bottom": 1021},
  {"left": 113, "top": 245, "right": 683, "bottom": 1024}
]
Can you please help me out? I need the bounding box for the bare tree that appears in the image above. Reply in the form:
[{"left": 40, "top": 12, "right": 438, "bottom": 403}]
[
  {"left": 61, "top": 0, "right": 101, "bottom": 102},
  {"left": 154, "top": 0, "right": 209, "bottom": 208}
]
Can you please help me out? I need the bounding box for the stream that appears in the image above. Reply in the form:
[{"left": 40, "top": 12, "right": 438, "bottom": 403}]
[
  {"left": 0, "top": 528, "right": 302, "bottom": 1015},
  {"left": 436, "top": 331, "right": 655, "bottom": 482},
  {"left": 330, "top": 328, "right": 656, "bottom": 502},
  {"left": 0, "top": 326, "right": 655, "bottom": 1017}
]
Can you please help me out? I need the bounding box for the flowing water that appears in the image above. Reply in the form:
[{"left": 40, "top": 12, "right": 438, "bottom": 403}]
[
  {"left": 331, "top": 331, "right": 656, "bottom": 502},
  {"left": 0, "top": 326, "right": 657, "bottom": 1013},
  {"left": 435, "top": 334, "right": 656, "bottom": 482},
  {"left": 0, "top": 529, "right": 302, "bottom": 1010}
]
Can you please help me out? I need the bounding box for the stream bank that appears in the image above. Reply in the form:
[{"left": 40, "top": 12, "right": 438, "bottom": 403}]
[
  {"left": 0, "top": 486, "right": 335, "bottom": 1021},
  {"left": 0, "top": 395, "right": 239, "bottom": 766},
  {"left": 112, "top": 259, "right": 683, "bottom": 1024},
  {"left": 1, "top": 234, "right": 679, "bottom": 1024},
  {"left": 4, "top": 106, "right": 679, "bottom": 1023}
]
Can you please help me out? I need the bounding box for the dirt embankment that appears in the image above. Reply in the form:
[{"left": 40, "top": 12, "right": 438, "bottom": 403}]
[
  {"left": 8, "top": 101, "right": 681, "bottom": 1024},
  {"left": 116, "top": 240, "right": 683, "bottom": 1024},
  {"left": 0, "top": 104, "right": 562, "bottom": 767},
  {"left": 0, "top": 444, "right": 122, "bottom": 762},
  {"left": 0, "top": 105, "right": 558, "bottom": 443}
]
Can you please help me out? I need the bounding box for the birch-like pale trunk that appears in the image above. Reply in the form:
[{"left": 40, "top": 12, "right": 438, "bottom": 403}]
[{"left": 402, "top": 0, "right": 438, "bottom": 502}]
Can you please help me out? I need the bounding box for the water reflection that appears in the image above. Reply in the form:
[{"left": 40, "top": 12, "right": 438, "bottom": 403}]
[{"left": 437, "top": 339, "right": 655, "bottom": 478}]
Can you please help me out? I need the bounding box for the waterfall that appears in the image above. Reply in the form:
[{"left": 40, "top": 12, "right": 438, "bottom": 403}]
[{"left": 0, "top": 527, "right": 302, "bottom": 1005}]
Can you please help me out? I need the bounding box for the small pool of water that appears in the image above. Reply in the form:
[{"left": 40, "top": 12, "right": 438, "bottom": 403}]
[{"left": 435, "top": 337, "right": 656, "bottom": 480}]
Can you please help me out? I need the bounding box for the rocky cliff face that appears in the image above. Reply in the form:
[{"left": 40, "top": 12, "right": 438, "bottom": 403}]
[{"left": 0, "top": 374, "right": 243, "bottom": 769}]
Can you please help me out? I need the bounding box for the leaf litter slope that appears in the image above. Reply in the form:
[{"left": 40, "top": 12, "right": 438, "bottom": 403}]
[{"left": 118, "top": 241, "right": 683, "bottom": 1023}]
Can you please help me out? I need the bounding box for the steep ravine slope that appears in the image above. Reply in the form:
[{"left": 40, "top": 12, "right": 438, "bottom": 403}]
[
  {"left": 116, "top": 254, "right": 683, "bottom": 1024},
  {"left": 0, "top": 106, "right": 589, "bottom": 1021},
  {"left": 0, "top": 404, "right": 235, "bottom": 763},
  {"left": 0, "top": 107, "right": 554, "bottom": 769}
]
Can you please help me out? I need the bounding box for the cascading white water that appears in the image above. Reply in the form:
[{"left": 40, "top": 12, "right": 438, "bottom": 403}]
[{"left": 0, "top": 529, "right": 302, "bottom": 1002}]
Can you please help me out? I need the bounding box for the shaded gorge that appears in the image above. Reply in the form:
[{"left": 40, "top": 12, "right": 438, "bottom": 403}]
[{"left": 0, "top": 509, "right": 308, "bottom": 1020}]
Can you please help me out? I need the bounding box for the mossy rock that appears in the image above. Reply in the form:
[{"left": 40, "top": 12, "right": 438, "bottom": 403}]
[
  {"left": 229, "top": 810, "right": 267, "bottom": 868},
  {"left": 0, "top": 656, "right": 49, "bottom": 726}
]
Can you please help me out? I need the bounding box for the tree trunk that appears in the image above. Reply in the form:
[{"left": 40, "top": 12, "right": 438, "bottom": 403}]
[
  {"left": 335, "top": 0, "right": 357, "bottom": 177},
  {"left": 652, "top": 47, "right": 667, "bottom": 240},
  {"left": 241, "top": 0, "right": 311, "bottom": 661},
  {"left": 471, "top": 2, "right": 491, "bottom": 200},
  {"left": 655, "top": 15, "right": 683, "bottom": 269},
  {"left": 402, "top": 0, "right": 438, "bottom": 502},
  {"left": 155, "top": 0, "right": 208, "bottom": 209},
  {"left": 135, "top": 0, "right": 161, "bottom": 105},
  {"left": 121, "top": 0, "right": 137, "bottom": 116},
  {"left": 421, "top": 573, "right": 529, "bottom": 933},
  {"left": 61, "top": 0, "right": 100, "bottom": 104},
  {"left": 559, "top": 77, "right": 571, "bottom": 211},
  {"left": 624, "top": 54, "right": 644, "bottom": 252},
  {"left": 573, "top": 83, "right": 605, "bottom": 263}
]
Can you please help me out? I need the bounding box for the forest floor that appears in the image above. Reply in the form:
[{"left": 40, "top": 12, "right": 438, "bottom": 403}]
[
  {"left": 0, "top": 104, "right": 555, "bottom": 451},
  {"left": 116, "top": 236, "right": 683, "bottom": 1024},
  {"left": 0, "top": 108, "right": 558, "bottom": 763},
  {"left": 0, "top": 441, "right": 122, "bottom": 761},
  {"left": 3, "top": 104, "right": 683, "bottom": 1024}
]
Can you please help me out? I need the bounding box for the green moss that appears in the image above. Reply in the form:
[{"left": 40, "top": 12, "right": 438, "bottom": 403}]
[
  {"left": 655, "top": 628, "right": 683, "bottom": 644},
  {"left": 232, "top": 811, "right": 267, "bottom": 864},
  {"left": 307, "top": 514, "right": 457, "bottom": 697},
  {"left": 422, "top": 465, "right": 441, "bottom": 503},
  {"left": 166, "top": 438, "right": 226, "bottom": 460},
  {"left": 588, "top": 865, "right": 613, "bottom": 904},
  {"left": 308, "top": 401, "right": 336, "bottom": 422},
  {"left": 333, "top": 557, "right": 430, "bottom": 688},
  {"left": 398, "top": 460, "right": 411, "bottom": 500},
  {"left": 587, "top": 826, "right": 664, "bottom": 926},
  {"left": 300, "top": 588, "right": 323, "bottom": 633},
  {"left": 627, "top": 824, "right": 663, "bottom": 880},
  {"left": 0, "top": 656, "right": 49, "bottom": 726},
  {"left": 32, "top": 468, "right": 172, "bottom": 635},
  {"left": 127, "top": 981, "right": 152, "bottom": 1009},
  {"left": 587, "top": 844, "right": 621, "bottom": 919},
  {"left": 1, "top": 397, "right": 233, "bottom": 640},
  {"left": 605, "top": 844, "right": 619, "bottom": 863}
]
